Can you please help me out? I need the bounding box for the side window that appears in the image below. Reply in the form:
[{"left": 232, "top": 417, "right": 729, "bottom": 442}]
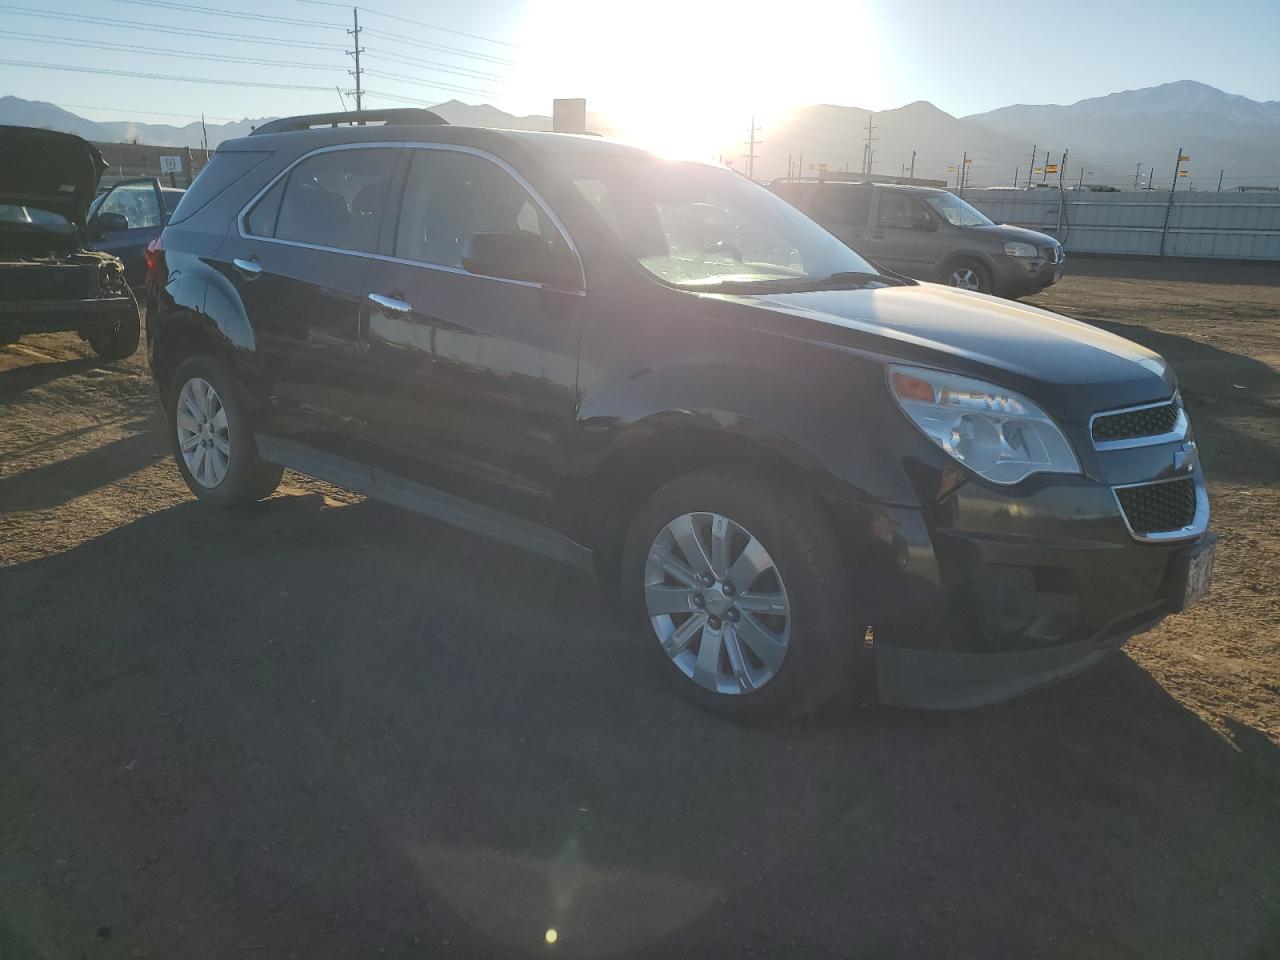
[
  {"left": 878, "top": 192, "right": 930, "bottom": 230},
  {"left": 100, "top": 182, "right": 162, "bottom": 229},
  {"left": 812, "top": 186, "right": 870, "bottom": 227},
  {"left": 394, "top": 149, "right": 557, "bottom": 268},
  {"left": 245, "top": 177, "right": 284, "bottom": 237},
  {"left": 270, "top": 147, "right": 398, "bottom": 253}
]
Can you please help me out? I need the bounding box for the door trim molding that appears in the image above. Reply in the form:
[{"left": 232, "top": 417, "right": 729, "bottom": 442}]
[{"left": 256, "top": 435, "right": 595, "bottom": 576}]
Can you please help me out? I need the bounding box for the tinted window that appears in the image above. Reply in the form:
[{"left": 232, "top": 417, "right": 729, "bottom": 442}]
[
  {"left": 100, "top": 182, "right": 162, "bottom": 229},
  {"left": 878, "top": 192, "right": 932, "bottom": 230},
  {"left": 245, "top": 178, "right": 285, "bottom": 238},
  {"left": 811, "top": 185, "right": 871, "bottom": 226},
  {"left": 169, "top": 150, "right": 270, "bottom": 225},
  {"left": 394, "top": 149, "right": 556, "bottom": 268},
  {"left": 274, "top": 148, "right": 398, "bottom": 253}
]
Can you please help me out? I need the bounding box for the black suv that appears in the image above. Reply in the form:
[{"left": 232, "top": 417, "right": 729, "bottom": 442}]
[{"left": 146, "top": 109, "right": 1213, "bottom": 720}]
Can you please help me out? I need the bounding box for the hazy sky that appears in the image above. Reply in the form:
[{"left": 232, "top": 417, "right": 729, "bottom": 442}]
[{"left": 1, "top": 0, "right": 1276, "bottom": 137}]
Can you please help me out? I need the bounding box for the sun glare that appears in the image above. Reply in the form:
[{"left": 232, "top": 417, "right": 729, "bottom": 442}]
[{"left": 511, "top": 0, "right": 884, "bottom": 160}]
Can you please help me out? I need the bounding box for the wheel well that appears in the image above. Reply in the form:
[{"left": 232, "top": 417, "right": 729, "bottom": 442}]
[
  {"left": 583, "top": 428, "right": 823, "bottom": 589},
  {"left": 152, "top": 321, "right": 230, "bottom": 407},
  {"left": 937, "top": 252, "right": 992, "bottom": 283}
]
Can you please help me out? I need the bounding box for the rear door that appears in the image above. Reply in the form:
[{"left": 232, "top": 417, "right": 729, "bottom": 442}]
[
  {"left": 806, "top": 184, "right": 873, "bottom": 255},
  {"left": 88, "top": 178, "right": 165, "bottom": 286},
  {"left": 357, "top": 145, "right": 586, "bottom": 524},
  {"left": 864, "top": 189, "right": 945, "bottom": 276},
  {"left": 215, "top": 144, "right": 400, "bottom": 463}
]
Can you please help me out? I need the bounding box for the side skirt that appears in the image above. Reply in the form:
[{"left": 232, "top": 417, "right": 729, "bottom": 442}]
[{"left": 255, "top": 434, "right": 595, "bottom": 577}]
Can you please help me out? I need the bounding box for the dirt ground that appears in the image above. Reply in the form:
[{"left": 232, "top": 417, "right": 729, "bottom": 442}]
[{"left": 2, "top": 262, "right": 1278, "bottom": 959}]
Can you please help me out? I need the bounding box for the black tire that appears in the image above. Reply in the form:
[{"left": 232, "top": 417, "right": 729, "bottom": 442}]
[
  {"left": 88, "top": 307, "right": 141, "bottom": 360},
  {"left": 166, "top": 353, "right": 283, "bottom": 507},
  {"left": 942, "top": 257, "right": 992, "bottom": 295},
  {"left": 622, "top": 468, "right": 860, "bottom": 722}
]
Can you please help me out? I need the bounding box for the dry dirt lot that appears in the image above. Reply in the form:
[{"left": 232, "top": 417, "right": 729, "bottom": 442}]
[{"left": 2, "top": 261, "right": 1278, "bottom": 959}]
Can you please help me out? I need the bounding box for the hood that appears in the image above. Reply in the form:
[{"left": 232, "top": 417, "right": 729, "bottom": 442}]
[
  {"left": 0, "top": 125, "right": 109, "bottom": 226},
  {"left": 968, "top": 222, "right": 1060, "bottom": 248},
  {"left": 729, "top": 283, "right": 1174, "bottom": 423}
]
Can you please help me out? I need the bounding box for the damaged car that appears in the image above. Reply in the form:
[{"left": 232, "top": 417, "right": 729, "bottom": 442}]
[{"left": 0, "top": 125, "right": 141, "bottom": 358}]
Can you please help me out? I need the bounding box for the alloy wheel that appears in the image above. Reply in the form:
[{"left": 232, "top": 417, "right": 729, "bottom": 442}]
[
  {"left": 948, "top": 267, "right": 981, "bottom": 291},
  {"left": 176, "top": 377, "right": 231, "bottom": 488},
  {"left": 644, "top": 512, "right": 791, "bottom": 695}
]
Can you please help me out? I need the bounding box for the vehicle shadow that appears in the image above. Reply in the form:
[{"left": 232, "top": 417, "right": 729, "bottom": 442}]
[
  {"left": 2, "top": 494, "right": 1276, "bottom": 960},
  {"left": 0, "top": 418, "right": 166, "bottom": 512},
  {"left": 0, "top": 356, "right": 108, "bottom": 397}
]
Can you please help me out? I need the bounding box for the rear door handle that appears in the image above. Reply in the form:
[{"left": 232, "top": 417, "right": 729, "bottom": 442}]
[
  {"left": 368, "top": 292, "right": 413, "bottom": 314},
  {"left": 232, "top": 256, "right": 262, "bottom": 279}
]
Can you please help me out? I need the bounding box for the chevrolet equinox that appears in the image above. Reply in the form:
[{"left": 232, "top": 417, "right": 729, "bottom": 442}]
[{"left": 145, "top": 109, "right": 1214, "bottom": 721}]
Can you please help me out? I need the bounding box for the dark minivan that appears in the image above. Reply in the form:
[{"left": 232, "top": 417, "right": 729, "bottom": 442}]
[
  {"left": 145, "top": 109, "right": 1212, "bottom": 720},
  {"left": 771, "top": 180, "right": 1064, "bottom": 298}
]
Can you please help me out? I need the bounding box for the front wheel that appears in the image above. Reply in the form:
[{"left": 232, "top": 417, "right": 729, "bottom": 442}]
[
  {"left": 943, "top": 258, "right": 992, "bottom": 294},
  {"left": 622, "top": 469, "right": 860, "bottom": 722},
  {"left": 167, "top": 354, "right": 282, "bottom": 507}
]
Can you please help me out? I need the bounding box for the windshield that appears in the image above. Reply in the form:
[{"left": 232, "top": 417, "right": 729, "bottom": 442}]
[
  {"left": 922, "top": 192, "right": 994, "bottom": 227},
  {"left": 566, "top": 157, "right": 879, "bottom": 288},
  {"left": 0, "top": 204, "right": 73, "bottom": 231}
]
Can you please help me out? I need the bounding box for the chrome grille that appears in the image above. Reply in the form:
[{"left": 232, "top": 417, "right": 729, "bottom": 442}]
[
  {"left": 1092, "top": 398, "right": 1180, "bottom": 444},
  {"left": 1115, "top": 478, "right": 1197, "bottom": 536}
]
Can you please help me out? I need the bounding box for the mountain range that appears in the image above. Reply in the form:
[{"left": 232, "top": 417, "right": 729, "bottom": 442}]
[{"left": 3, "top": 81, "right": 1278, "bottom": 189}]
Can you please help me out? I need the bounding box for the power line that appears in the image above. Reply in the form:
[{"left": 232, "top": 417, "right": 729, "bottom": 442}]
[
  {"left": 294, "top": 0, "right": 522, "bottom": 48},
  {"left": 0, "top": 57, "right": 335, "bottom": 91},
  {"left": 363, "top": 48, "right": 503, "bottom": 82},
  {"left": 362, "top": 28, "right": 514, "bottom": 66},
  {"left": 0, "top": 30, "right": 340, "bottom": 71},
  {"left": 107, "top": 0, "right": 344, "bottom": 29},
  {"left": 360, "top": 68, "right": 495, "bottom": 99},
  {"left": 50, "top": 101, "right": 241, "bottom": 123},
  {"left": 0, "top": 5, "right": 347, "bottom": 50}
]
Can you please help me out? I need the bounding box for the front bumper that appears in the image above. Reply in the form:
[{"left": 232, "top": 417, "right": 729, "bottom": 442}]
[
  {"left": 992, "top": 252, "right": 1063, "bottom": 297},
  {"left": 0, "top": 295, "right": 138, "bottom": 338},
  {"left": 839, "top": 460, "right": 1210, "bottom": 710}
]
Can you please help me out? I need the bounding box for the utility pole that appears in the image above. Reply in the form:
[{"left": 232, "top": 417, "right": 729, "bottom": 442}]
[
  {"left": 862, "top": 114, "right": 877, "bottom": 174},
  {"left": 742, "top": 114, "right": 762, "bottom": 180},
  {"left": 1159, "top": 145, "right": 1185, "bottom": 256},
  {"left": 347, "top": 7, "right": 364, "bottom": 112},
  {"left": 1134, "top": 162, "right": 1142, "bottom": 190},
  {"left": 1217, "top": 168, "right": 1224, "bottom": 192},
  {"left": 959, "top": 151, "right": 968, "bottom": 191},
  {"left": 1077, "top": 166, "right": 1085, "bottom": 191},
  {"left": 1059, "top": 148, "right": 1069, "bottom": 189},
  {"left": 1013, "top": 165, "right": 1019, "bottom": 188},
  {"left": 787, "top": 152, "right": 793, "bottom": 181},
  {"left": 1041, "top": 149, "right": 1050, "bottom": 183},
  {"left": 1027, "top": 144, "right": 1037, "bottom": 188},
  {"left": 909, "top": 149, "right": 916, "bottom": 181}
]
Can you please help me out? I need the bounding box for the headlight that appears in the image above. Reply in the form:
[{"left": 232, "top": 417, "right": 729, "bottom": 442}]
[
  {"left": 1003, "top": 241, "right": 1038, "bottom": 258},
  {"left": 887, "top": 365, "right": 1081, "bottom": 485}
]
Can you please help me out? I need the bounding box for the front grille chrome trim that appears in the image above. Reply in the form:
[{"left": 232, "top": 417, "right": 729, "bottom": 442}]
[
  {"left": 1090, "top": 394, "right": 1188, "bottom": 450},
  {"left": 1111, "top": 472, "right": 1209, "bottom": 543}
]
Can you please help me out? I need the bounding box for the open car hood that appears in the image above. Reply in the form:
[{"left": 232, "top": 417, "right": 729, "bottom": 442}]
[{"left": 0, "top": 125, "right": 108, "bottom": 226}]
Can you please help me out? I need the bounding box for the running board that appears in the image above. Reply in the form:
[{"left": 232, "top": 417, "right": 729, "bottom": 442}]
[{"left": 255, "top": 435, "right": 595, "bottom": 576}]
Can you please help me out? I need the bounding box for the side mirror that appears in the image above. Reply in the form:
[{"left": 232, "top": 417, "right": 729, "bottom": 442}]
[
  {"left": 89, "top": 211, "right": 129, "bottom": 238},
  {"left": 462, "top": 231, "right": 556, "bottom": 285}
]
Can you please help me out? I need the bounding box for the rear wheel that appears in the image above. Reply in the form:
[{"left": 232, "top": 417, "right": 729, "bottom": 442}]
[
  {"left": 87, "top": 308, "right": 140, "bottom": 360},
  {"left": 622, "top": 469, "right": 859, "bottom": 722},
  {"left": 944, "top": 258, "right": 992, "bottom": 294},
  {"left": 167, "top": 354, "right": 282, "bottom": 506}
]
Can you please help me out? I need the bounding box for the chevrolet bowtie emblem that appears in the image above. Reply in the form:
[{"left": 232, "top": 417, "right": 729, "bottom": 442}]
[{"left": 1174, "top": 441, "right": 1198, "bottom": 472}]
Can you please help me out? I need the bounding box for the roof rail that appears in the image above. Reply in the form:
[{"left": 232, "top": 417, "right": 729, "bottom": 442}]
[{"left": 249, "top": 108, "right": 447, "bottom": 136}]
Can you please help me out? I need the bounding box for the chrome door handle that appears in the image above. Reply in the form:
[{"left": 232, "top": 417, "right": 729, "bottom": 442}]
[
  {"left": 232, "top": 257, "right": 262, "bottom": 279},
  {"left": 368, "top": 292, "right": 412, "bottom": 314}
]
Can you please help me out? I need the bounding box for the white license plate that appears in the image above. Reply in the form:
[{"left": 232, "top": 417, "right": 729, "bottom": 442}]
[{"left": 1181, "top": 540, "right": 1215, "bottom": 610}]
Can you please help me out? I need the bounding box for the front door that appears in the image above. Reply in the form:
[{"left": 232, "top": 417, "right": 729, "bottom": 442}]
[
  {"left": 865, "top": 190, "right": 946, "bottom": 277},
  {"left": 358, "top": 145, "right": 585, "bottom": 525},
  {"left": 214, "top": 144, "right": 400, "bottom": 461}
]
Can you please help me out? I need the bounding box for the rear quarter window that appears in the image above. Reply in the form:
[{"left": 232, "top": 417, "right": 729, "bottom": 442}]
[{"left": 168, "top": 150, "right": 272, "bottom": 225}]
